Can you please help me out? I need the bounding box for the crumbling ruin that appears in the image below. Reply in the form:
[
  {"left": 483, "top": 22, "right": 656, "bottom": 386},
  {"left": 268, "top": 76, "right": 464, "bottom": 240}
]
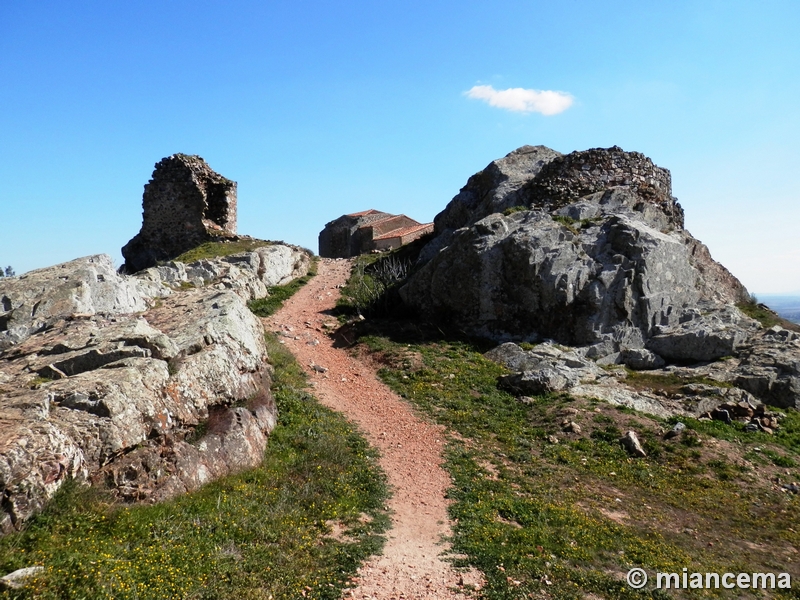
[{"left": 121, "top": 154, "right": 238, "bottom": 272}]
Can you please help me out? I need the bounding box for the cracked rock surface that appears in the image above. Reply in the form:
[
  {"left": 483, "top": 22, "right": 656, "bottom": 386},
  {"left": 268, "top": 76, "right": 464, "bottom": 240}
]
[
  {"left": 486, "top": 327, "right": 800, "bottom": 426},
  {"left": 402, "top": 145, "right": 754, "bottom": 362},
  {"left": 0, "top": 245, "right": 309, "bottom": 533}
]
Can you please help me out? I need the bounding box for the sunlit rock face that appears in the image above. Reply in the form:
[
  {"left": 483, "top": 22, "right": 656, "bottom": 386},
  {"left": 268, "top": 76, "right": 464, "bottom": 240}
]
[
  {"left": 402, "top": 145, "right": 751, "bottom": 359},
  {"left": 0, "top": 245, "right": 310, "bottom": 534}
]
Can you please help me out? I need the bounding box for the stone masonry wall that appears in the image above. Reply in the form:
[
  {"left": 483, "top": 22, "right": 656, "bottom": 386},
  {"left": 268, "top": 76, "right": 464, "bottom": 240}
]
[
  {"left": 121, "top": 154, "right": 237, "bottom": 272},
  {"left": 318, "top": 211, "right": 392, "bottom": 258},
  {"left": 521, "top": 146, "right": 683, "bottom": 228}
]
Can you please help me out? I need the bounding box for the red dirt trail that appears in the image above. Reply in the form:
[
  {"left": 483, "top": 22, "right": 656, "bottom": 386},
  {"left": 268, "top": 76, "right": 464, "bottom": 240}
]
[{"left": 264, "top": 258, "right": 482, "bottom": 599}]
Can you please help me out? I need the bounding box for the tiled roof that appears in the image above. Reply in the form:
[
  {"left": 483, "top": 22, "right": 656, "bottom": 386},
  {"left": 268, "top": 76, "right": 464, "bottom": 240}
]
[
  {"left": 356, "top": 214, "right": 406, "bottom": 230},
  {"left": 373, "top": 223, "right": 434, "bottom": 241},
  {"left": 347, "top": 209, "right": 381, "bottom": 217}
]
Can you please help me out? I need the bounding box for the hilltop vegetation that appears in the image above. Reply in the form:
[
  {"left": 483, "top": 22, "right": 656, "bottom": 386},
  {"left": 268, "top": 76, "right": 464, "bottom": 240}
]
[
  {"left": 0, "top": 265, "right": 389, "bottom": 600},
  {"left": 341, "top": 321, "right": 800, "bottom": 598}
]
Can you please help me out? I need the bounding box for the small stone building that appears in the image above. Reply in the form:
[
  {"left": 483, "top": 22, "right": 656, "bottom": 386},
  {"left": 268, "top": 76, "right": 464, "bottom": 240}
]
[
  {"left": 318, "top": 210, "right": 433, "bottom": 258},
  {"left": 122, "top": 154, "right": 238, "bottom": 272}
]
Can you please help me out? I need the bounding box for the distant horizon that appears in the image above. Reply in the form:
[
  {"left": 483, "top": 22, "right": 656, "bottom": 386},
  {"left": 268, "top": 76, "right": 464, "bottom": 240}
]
[
  {"left": 2, "top": 241, "right": 799, "bottom": 321},
  {"left": 755, "top": 293, "right": 800, "bottom": 299},
  {"left": 2, "top": 248, "right": 800, "bottom": 302},
  {"left": 2, "top": 2, "right": 798, "bottom": 293}
]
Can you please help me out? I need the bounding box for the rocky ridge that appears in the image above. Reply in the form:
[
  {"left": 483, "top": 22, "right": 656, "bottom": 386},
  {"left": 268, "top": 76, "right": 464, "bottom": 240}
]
[
  {"left": 403, "top": 145, "right": 750, "bottom": 354},
  {"left": 400, "top": 144, "right": 800, "bottom": 413},
  {"left": 0, "top": 244, "right": 310, "bottom": 532}
]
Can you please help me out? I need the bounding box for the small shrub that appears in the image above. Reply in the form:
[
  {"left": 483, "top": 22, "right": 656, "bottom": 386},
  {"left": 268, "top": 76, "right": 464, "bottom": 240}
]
[
  {"left": 706, "top": 458, "right": 744, "bottom": 481},
  {"left": 551, "top": 215, "right": 599, "bottom": 234},
  {"left": 552, "top": 214, "right": 580, "bottom": 234},
  {"left": 337, "top": 254, "right": 412, "bottom": 317},
  {"left": 28, "top": 376, "right": 54, "bottom": 389},
  {"left": 643, "top": 437, "right": 663, "bottom": 458},
  {"left": 762, "top": 449, "right": 797, "bottom": 468},
  {"left": 184, "top": 419, "right": 209, "bottom": 444},
  {"left": 590, "top": 425, "right": 623, "bottom": 443},
  {"left": 679, "top": 431, "right": 703, "bottom": 447}
]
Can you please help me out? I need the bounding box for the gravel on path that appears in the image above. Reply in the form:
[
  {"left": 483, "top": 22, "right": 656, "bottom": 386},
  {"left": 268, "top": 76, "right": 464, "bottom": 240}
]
[{"left": 264, "top": 258, "right": 482, "bottom": 599}]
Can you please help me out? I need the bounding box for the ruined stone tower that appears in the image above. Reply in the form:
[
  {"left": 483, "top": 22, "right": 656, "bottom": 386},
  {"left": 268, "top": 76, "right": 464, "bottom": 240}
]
[{"left": 121, "top": 154, "right": 237, "bottom": 272}]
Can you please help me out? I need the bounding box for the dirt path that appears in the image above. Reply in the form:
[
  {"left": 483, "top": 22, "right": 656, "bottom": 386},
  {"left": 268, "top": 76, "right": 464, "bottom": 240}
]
[{"left": 264, "top": 258, "right": 482, "bottom": 599}]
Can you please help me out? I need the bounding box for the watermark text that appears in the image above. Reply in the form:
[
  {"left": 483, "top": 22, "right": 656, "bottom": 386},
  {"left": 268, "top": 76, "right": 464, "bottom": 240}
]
[{"left": 626, "top": 568, "right": 791, "bottom": 590}]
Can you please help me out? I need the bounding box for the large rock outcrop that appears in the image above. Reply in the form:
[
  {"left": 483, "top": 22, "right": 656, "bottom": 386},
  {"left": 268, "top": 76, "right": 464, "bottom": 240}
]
[
  {"left": 401, "top": 145, "right": 752, "bottom": 362},
  {"left": 0, "top": 244, "right": 310, "bottom": 533},
  {"left": 0, "top": 255, "right": 149, "bottom": 350},
  {"left": 121, "top": 154, "right": 239, "bottom": 273}
]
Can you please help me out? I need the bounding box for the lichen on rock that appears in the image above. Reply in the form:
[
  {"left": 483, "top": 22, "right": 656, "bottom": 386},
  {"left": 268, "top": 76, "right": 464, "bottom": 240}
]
[{"left": 0, "top": 242, "right": 310, "bottom": 533}]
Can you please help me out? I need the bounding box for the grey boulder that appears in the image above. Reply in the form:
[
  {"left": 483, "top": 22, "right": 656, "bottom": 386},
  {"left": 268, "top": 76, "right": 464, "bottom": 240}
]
[
  {"left": 402, "top": 145, "right": 752, "bottom": 363},
  {"left": 620, "top": 431, "right": 647, "bottom": 457},
  {"left": 0, "top": 246, "right": 310, "bottom": 533},
  {"left": 499, "top": 368, "right": 573, "bottom": 395},
  {"left": 0, "top": 255, "right": 149, "bottom": 349},
  {"left": 434, "top": 145, "right": 562, "bottom": 233},
  {"left": 733, "top": 330, "right": 800, "bottom": 409},
  {"left": 488, "top": 342, "right": 606, "bottom": 395},
  {"left": 620, "top": 348, "right": 665, "bottom": 370},
  {"left": 646, "top": 305, "right": 760, "bottom": 363}
]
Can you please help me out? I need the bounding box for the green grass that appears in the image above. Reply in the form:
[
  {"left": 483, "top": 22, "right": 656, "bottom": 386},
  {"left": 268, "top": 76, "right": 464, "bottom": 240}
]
[
  {"left": 737, "top": 300, "right": 782, "bottom": 329},
  {"left": 248, "top": 258, "right": 319, "bottom": 317},
  {"left": 502, "top": 205, "right": 528, "bottom": 216},
  {"left": 624, "top": 371, "right": 733, "bottom": 395},
  {"left": 26, "top": 376, "right": 54, "bottom": 389},
  {"left": 551, "top": 215, "right": 599, "bottom": 235},
  {"left": 0, "top": 333, "right": 388, "bottom": 600},
  {"left": 351, "top": 331, "right": 800, "bottom": 598},
  {"left": 552, "top": 214, "right": 580, "bottom": 234},
  {"left": 173, "top": 239, "right": 276, "bottom": 264},
  {"left": 737, "top": 297, "right": 800, "bottom": 332},
  {"left": 674, "top": 409, "right": 800, "bottom": 456}
]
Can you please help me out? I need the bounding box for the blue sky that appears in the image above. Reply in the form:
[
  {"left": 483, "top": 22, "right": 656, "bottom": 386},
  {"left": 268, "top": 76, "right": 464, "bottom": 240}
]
[{"left": 1, "top": 0, "right": 798, "bottom": 294}]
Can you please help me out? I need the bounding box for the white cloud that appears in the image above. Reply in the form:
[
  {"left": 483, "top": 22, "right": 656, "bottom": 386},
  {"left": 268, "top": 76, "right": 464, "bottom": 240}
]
[{"left": 465, "top": 85, "right": 574, "bottom": 115}]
